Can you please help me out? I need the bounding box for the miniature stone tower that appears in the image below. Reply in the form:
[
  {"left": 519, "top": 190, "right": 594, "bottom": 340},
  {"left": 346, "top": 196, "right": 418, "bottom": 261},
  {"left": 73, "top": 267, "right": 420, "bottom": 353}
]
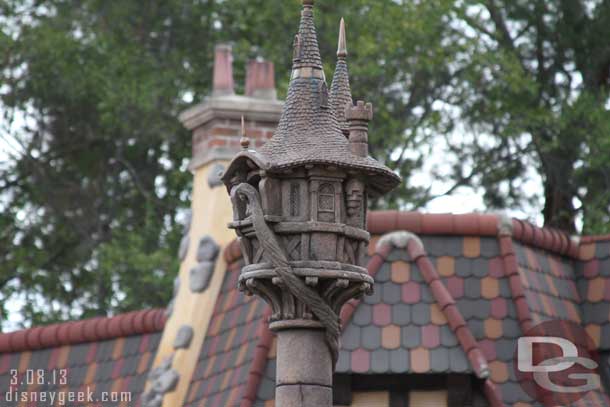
[{"left": 223, "top": 1, "right": 400, "bottom": 405}]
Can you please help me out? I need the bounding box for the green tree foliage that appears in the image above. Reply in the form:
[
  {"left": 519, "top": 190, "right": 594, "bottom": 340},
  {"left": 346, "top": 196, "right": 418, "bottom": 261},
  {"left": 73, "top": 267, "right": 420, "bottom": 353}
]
[
  {"left": 450, "top": 0, "right": 610, "bottom": 233},
  {"left": 1, "top": 0, "right": 609, "bottom": 327}
]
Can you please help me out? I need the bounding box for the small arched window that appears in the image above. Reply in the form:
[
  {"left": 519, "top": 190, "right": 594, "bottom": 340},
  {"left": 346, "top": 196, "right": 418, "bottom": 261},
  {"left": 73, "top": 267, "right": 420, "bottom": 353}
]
[{"left": 318, "top": 183, "right": 335, "bottom": 222}]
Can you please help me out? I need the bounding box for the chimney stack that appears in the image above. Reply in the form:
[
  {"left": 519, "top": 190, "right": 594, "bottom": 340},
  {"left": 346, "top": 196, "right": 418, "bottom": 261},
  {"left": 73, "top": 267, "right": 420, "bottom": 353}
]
[
  {"left": 245, "top": 59, "right": 277, "bottom": 100},
  {"left": 179, "top": 44, "right": 283, "bottom": 171},
  {"left": 212, "top": 44, "right": 235, "bottom": 96}
]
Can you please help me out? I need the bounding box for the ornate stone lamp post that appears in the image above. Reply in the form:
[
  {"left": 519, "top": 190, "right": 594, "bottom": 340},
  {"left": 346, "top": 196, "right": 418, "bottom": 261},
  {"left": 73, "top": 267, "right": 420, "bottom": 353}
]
[{"left": 222, "top": 1, "right": 399, "bottom": 405}]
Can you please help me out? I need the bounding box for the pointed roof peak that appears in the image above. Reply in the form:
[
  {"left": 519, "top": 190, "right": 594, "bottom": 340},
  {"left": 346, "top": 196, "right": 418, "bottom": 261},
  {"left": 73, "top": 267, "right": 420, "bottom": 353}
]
[
  {"left": 292, "top": 0, "right": 322, "bottom": 70},
  {"left": 330, "top": 18, "right": 353, "bottom": 136},
  {"left": 337, "top": 18, "right": 347, "bottom": 58}
]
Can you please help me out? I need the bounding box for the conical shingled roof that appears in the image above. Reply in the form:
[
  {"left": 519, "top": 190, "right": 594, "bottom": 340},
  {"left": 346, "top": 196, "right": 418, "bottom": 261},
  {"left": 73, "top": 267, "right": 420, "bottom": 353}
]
[
  {"left": 260, "top": 1, "right": 400, "bottom": 195},
  {"left": 330, "top": 18, "right": 353, "bottom": 136},
  {"left": 292, "top": 1, "right": 323, "bottom": 69}
]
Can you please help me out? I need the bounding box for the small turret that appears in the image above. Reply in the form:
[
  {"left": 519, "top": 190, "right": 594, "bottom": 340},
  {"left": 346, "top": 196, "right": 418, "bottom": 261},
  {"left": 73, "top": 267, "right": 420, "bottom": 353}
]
[{"left": 345, "top": 100, "right": 373, "bottom": 158}]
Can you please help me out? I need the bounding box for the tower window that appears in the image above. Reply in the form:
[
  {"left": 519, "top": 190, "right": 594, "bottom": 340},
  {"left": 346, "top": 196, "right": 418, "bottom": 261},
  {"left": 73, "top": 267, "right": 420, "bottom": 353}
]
[
  {"left": 318, "top": 183, "right": 335, "bottom": 222},
  {"left": 290, "top": 183, "right": 300, "bottom": 217}
]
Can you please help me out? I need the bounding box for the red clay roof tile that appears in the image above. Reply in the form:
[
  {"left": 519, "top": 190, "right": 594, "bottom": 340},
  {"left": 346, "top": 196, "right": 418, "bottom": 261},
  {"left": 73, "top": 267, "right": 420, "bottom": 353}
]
[
  {"left": 402, "top": 281, "right": 421, "bottom": 304},
  {"left": 478, "top": 339, "right": 497, "bottom": 361},
  {"left": 421, "top": 325, "right": 440, "bottom": 348},
  {"left": 0, "top": 309, "right": 166, "bottom": 353},
  {"left": 373, "top": 303, "right": 392, "bottom": 326},
  {"left": 443, "top": 276, "right": 463, "bottom": 300},
  {"left": 397, "top": 211, "right": 423, "bottom": 233},
  {"left": 351, "top": 348, "right": 370, "bottom": 373},
  {"left": 444, "top": 305, "right": 466, "bottom": 331},
  {"left": 421, "top": 213, "right": 454, "bottom": 235},
  {"left": 490, "top": 298, "right": 508, "bottom": 319},
  {"left": 429, "top": 279, "right": 455, "bottom": 310}
]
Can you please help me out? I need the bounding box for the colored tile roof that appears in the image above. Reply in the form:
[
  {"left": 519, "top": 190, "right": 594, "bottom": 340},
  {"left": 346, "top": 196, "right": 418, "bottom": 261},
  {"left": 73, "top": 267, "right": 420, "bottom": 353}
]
[
  {"left": 183, "top": 259, "right": 269, "bottom": 407},
  {"left": 577, "top": 239, "right": 610, "bottom": 350},
  {"left": 240, "top": 212, "right": 610, "bottom": 407},
  {"left": 0, "top": 309, "right": 166, "bottom": 406}
]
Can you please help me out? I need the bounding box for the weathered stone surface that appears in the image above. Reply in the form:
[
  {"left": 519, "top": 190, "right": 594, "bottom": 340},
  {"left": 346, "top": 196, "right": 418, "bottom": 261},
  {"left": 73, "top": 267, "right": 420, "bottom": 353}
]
[
  {"left": 154, "top": 369, "right": 179, "bottom": 394},
  {"left": 189, "top": 262, "right": 214, "bottom": 292},
  {"left": 178, "top": 235, "right": 190, "bottom": 261},
  {"left": 196, "top": 235, "right": 219, "bottom": 262},
  {"left": 276, "top": 329, "right": 332, "bottom": 386},
  {"left": 164, "top": 299, "right": 174, "bottom": 318},
  {"left": 182, "top": 210, "right": 192, "bottom": 234},
  {"left": 275, "top": 384, "right": 333, "bottom": 407},
  {"left": 173, "top": 325, "right": 194, "bottom": 349},
  {"left": 173, "top": 276, "right": 180, "bottom": 297},
  {"left": 142, "top": 355, "right": 175, "bottom": 407},
  {"left": 141, "top": 392, "right": 163, "bottom": 407},
  {"left": 207, "top": 163, "right": 225, "bottom": 188}
]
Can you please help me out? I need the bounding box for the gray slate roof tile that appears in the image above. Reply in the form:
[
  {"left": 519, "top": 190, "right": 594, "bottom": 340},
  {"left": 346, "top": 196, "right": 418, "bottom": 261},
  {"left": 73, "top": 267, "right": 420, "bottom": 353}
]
[
  {"left": 429, "top": 347, "right": 450, "bottom": 372},
  {"left": 389, "top": 349, "right": 409, "bottom": 373},
  {"left": 472, "top": 258, "right": 489, "bottom": 277},
  {"left": 401, "top": 325, "right": 421, "bottom": 348},
  {"left": 439, "top": 326, "right": 458, "bottom": 347},
  {"left": 448, "top": 347, "right": 470, "bottom": 372},
  {"left": 371, "top": 349, "right": 390, "bottom": 373},
  {"left": 382, "top": 281, "right": 402, "bottom": 304},
  {"left": 341, "top": 323, "right": 361, "bottom": 351},
  {"left": 411, "top": 303, "right": 431, "bottom": 325},
  {"left": 336, "top": 350, "right": 350, "bottom": 372},
  {"left": 391, "top": 303, "right": 411, "bottom": 325},
  {"left": 480, "top": 237, "right": 500, "bottom": 257},
  {"left": 361, "top": 325, "right": 381, "bottom": 350},
  {"left": 375, "top": 263, "right": 391, "bottom": 282},
  {"left": 353, "top": 303, "right": 372, "bottom": 326}
]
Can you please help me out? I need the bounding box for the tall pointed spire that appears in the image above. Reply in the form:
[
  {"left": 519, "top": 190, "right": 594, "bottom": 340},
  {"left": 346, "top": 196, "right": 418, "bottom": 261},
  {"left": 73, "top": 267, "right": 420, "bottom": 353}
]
[
  {"left": 292, "top": 0, "right": 323, "bottom": 70},
  {"left": 261, "top": 0, "right": 339, "bottom": 162},
  {"left": 330, "top": 18, "right": 353, "bottom": 137},
  {"left": 256, "top": 0, "right": 400, "bottom": 195}
]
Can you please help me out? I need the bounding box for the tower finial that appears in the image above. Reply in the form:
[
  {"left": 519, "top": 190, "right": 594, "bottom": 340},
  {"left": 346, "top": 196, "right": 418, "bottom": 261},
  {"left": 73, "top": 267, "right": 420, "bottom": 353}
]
[
  {"left": 240, "top": 116, "right": 250, "bottom": 150},
  {"left": 330, "top": 18, "right": 353, "bottom": 136},
  {"left": 302, "top": 0, "right": 314, "bottom": 7},
  {"left": 337, "top": 18, "right": 347, "bottom": 58}
]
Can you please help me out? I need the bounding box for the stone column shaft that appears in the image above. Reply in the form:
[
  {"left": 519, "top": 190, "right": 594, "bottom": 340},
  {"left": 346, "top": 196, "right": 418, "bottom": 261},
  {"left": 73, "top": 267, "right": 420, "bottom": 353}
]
[{"left": 275, "top": 328, "right": 333, "bottom": 407}]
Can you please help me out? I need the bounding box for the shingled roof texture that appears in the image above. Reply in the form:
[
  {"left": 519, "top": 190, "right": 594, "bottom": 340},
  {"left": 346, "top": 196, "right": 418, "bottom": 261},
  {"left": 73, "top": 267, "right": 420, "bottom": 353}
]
[
  {"left": 184, "top": 260, "right": 268, "bottom": 407},
  {"left": 577, "top": 239, "right": 610, "bottom": 350},
  {"left": 0, "top": 309, "right": 165, "bottom": 407}
]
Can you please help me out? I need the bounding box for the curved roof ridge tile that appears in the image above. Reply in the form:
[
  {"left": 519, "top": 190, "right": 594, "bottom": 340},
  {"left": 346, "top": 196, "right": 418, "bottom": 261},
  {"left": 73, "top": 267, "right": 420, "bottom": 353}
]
[
  {"left": 0, "top": 308, "right": 166, "bottom": 353},
  {"left": 498, "top": 232, "right": 534, "bottom": 333},
  {"left": 580, "top": 234, "right": 610, "bottom": 243}
]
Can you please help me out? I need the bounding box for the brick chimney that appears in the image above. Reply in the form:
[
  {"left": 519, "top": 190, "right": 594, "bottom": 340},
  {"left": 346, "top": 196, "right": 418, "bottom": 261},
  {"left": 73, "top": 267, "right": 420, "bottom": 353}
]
[
  {"left": 245, "top": 59, "right": 277, "bottom": 100},
  {"left": 179, "top": 46, "right": 283, "bottom": 171},
  {"left": 212, "top": 44, "right": 235, "bottom": 96}
]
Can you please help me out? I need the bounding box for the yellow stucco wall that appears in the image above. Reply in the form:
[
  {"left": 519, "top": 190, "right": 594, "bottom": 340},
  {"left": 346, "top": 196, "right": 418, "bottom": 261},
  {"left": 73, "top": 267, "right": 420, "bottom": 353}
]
[{"left": 145, "top": 160, "right": 235, "bottom": 406}]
